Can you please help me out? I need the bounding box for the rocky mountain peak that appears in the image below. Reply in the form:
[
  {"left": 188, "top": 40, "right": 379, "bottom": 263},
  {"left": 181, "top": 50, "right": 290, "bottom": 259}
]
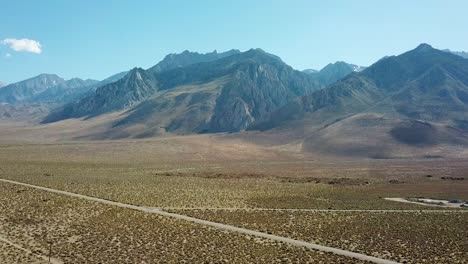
[
  {"left": 414, "top": 43, "right": 434, "bottom": 53},
  {"left": 149, "top": 49, "right": 241, "bottom": 74}
]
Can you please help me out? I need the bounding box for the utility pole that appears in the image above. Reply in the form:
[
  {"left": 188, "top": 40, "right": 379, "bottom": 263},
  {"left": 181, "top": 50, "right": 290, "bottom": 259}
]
[{"left": 48, "top": 242, "right": 52, "bottom": 264}]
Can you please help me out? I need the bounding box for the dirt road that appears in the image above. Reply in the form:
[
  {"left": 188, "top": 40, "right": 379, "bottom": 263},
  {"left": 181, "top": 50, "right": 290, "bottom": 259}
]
[
  {"left": 0, "top": 235, "right": 63, "bottom": 264},
  {"left": 0, "top": 178, "right": 401, "bottom": 264}
]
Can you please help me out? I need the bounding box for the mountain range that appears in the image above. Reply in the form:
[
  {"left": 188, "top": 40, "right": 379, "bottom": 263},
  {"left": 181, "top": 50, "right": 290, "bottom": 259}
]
[
  {"left": 445, "top": 49, "right": 468, "bottom": 59},
  {"left": 304, "top": 61, "right": 366, "bottom": 86},
  {"left": 0, "top": 71, "right": 130, "bottom": 106},
  {"left": 259, "top": 44, "right": 468, "bottom": 129},
  {"left": 2, "top": 44, "right": 468, "bottom": 158},
  {"left": 43, "top": 50, "right": 366, "bottom": 134},
  {"left": 148, "top": 49, "right": 241, "bottom": 73},
  {"left": 44, "top": 49, "right": 361, "bottom": 134},
  {"left": 251, "top": 44, "right": 468, "bottom": 157}
]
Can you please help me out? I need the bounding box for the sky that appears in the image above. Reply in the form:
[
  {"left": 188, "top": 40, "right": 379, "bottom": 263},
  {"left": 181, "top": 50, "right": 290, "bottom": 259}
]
[{"left": 1, "top": 0, "right": 468, "bottom": 84}]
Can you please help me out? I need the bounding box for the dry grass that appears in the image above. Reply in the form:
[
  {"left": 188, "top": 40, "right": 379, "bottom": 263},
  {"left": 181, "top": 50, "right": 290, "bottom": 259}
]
[{"left": 174, "top": 209, "right": 468, "bottom": 264}]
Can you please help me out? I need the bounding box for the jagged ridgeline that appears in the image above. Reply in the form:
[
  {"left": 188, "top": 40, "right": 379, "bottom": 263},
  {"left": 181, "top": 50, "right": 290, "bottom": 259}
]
[
  {"left": 251, "top": 44, "right": 468, "bottom": 157},
  {"left": 1, "top": 44, "right": 468, "bottom": 157},
  {"left": 256, "top": 44, "right": 468, "bottom": 130},
  {"left": 44, "top": 49, "right": 346, "bottom": 133},
  {"left": 0, "top": 71, "right": 130, "bottom": 105}
]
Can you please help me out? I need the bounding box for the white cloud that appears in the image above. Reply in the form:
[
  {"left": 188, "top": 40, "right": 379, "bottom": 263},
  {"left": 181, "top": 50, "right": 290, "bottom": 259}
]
[
  {"left": 5, "top": 53, "right": 11, "bottom": 58},
  {"left": 2, "top": 38, "right": 42, "bottom": 54}
]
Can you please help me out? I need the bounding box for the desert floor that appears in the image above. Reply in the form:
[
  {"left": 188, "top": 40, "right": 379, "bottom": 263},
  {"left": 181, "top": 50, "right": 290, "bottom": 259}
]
[{"left": 0, "top": 132, "right": 467, "bottom": 263}]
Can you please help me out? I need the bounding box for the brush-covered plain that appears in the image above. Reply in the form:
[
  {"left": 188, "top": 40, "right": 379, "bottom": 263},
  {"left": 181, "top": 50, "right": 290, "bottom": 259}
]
[
  {"left": 0, "top": 181, "right": 371, "bottom": 263},
  {"left": 0, "top": 140, "right": 467, "bottom": 263}
]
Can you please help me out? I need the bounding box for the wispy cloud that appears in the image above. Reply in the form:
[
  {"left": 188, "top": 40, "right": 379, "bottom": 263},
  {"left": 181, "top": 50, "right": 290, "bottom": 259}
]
[
  {"left": 2, "top": 38, "right": 42, "bottom": 54},
  {"left": 5, "top": 53, "right": 11, "bottom": 58}
]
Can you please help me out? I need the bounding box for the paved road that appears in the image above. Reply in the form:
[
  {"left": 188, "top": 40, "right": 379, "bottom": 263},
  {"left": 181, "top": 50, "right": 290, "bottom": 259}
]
[{"left": 0, "top": 178, "right": 402, "bottom": 264}]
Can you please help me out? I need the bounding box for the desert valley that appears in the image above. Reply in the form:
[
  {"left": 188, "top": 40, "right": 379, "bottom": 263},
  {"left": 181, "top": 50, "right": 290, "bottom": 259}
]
[
  {"left": 1, "top": 1, "right": 468, "bottom": 263},
  {"left": 0, "top": 43, "right": 467, "bottom": 264}
]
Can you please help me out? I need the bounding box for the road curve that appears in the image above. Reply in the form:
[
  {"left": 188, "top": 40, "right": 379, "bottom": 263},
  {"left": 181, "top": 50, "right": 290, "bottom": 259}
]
[{"left": 0, "top": 178, "right": 400, "bottom": 264}]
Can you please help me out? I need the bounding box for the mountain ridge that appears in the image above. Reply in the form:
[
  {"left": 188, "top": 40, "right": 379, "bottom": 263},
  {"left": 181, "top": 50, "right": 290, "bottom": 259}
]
[
  {"left": 0, "top": 74, "right": 67, "bottom": 104},
  {"left": 44, "top": 49, "right": 325, "bottom": 133},
  {"left": 305, "top": 61, "right": 366, "bottom": 86},
  {"left": 249, "top": 44, "right": 468, "bottom": 158},
  {"left": 257, "top": 44, "right": 468, "bottom": 128},
  {"left": 5, "top": 44, "right": 468, "bottom": 159},
  {"left": 148, "top": 49, "right": 241, "bottom": 74},
  {"left": 444, "top": 49, "right": 468, "bottom": 59}
]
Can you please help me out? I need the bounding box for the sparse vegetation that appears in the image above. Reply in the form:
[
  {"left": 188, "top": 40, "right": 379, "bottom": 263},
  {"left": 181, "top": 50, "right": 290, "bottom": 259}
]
[
  {"left": 2, "top": 159, "right": 467, "bottom": 210},
  {"left": 0, "top": 182, "right": 370, "bottom": 263},
  {"left": 173, "top": 209, "right": 468, "bottom": 264},
  {"left": 0, "top": 142, "right": 467, "bottom": 210},
  {"left": 3, "top": 2, "right": 468, "bottom": 263},
  {"left": 0, "top": 141, "right": 467, "bottom": 263},
  {"left": 0, "top": 241, "right": 47, "bottom": 264}
]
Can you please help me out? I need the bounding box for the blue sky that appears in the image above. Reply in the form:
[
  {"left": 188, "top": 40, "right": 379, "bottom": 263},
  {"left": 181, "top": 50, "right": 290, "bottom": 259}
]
[{"left": 1, "top": 0, "right": 468, "bottom": 83}]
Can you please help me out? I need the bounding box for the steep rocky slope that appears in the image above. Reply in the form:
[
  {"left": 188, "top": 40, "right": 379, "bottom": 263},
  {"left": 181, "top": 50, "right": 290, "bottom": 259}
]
[{"left": 45, "top": 49, "right": 323, "bottom": 133}]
